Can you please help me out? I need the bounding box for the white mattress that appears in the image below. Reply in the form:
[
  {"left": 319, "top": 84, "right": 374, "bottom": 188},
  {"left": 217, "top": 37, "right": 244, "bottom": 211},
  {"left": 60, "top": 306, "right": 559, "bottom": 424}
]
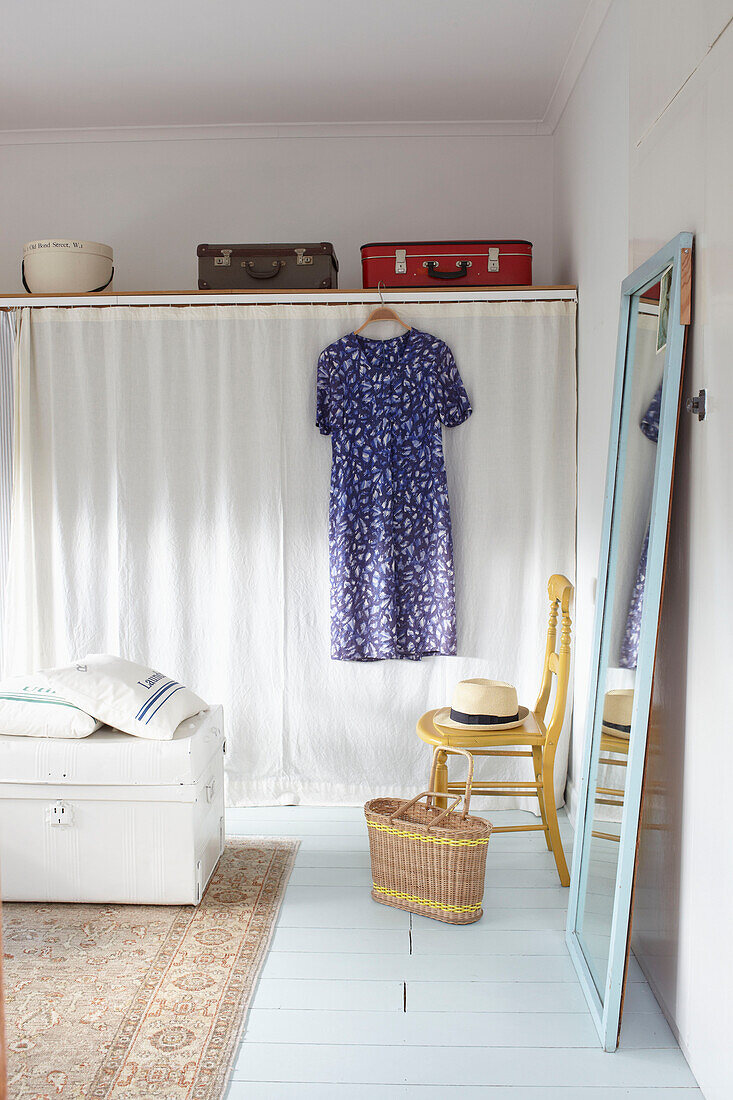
[{"left": 0, "top": 704, "right": 223, "bottom": 786}]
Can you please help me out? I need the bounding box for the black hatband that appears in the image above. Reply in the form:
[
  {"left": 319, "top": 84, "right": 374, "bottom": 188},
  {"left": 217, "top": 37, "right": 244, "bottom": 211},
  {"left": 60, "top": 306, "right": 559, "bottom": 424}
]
[{"left": 449, "top": 708, "right": 520, "bottom": 726}]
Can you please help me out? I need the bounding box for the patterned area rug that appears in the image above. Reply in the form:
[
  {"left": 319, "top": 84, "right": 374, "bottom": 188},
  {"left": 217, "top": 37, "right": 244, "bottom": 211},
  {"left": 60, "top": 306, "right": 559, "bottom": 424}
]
[{"left": 3, "top": 837, "right": 298, "bottom": 1099}]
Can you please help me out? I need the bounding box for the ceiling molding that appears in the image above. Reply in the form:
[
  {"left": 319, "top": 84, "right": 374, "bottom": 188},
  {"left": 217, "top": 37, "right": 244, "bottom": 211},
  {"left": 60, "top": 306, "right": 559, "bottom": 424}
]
[
  {"left": 0, "top": 118, "right": 553, "bottom": 146},
  {"left": 541, "top": 0, "right": 613, "bottom": 133}
]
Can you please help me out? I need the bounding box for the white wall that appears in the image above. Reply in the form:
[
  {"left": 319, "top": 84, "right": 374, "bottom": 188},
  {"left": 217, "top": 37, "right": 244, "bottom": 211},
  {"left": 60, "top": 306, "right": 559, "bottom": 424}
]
[
  {"left": 627, "top": 7, "right": 733, "bottom": 1100},
  {"left": 554, "top": 2, "right": 733, "bottom": 1097},
  {"left": 553, "top": 0, "right": 629, "bottom": 819},
  {"left": 0, "top": 134, "right": 553, "bottom": 292}
]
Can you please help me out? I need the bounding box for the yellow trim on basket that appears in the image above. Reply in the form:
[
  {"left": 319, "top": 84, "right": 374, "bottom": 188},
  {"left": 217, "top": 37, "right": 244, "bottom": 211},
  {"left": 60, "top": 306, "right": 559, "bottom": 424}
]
[
  {"left": 372, "top": 883, "right": 482, "bottom": 913},
  {"left": 367, "top": 820, "right": 489, "bottom": 847}
]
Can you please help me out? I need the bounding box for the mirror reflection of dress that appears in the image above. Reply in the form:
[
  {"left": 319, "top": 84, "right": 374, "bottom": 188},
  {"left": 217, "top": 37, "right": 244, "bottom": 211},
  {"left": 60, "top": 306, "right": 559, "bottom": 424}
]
[{"left": 619, "top": 383, "right": 662, "bottom": 669}]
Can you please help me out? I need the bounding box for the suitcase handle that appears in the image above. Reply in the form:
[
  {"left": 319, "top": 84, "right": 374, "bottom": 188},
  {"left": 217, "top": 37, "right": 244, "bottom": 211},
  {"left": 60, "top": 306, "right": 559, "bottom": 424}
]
[
  {"left": 22, "top": 259, "right": 114, "bottom": 294},
  {"left": 245, "top": 259, "right": 285, "bottom": 280},
  {"left": 424, "top": 260, "right": 470, "bottom": 281}
]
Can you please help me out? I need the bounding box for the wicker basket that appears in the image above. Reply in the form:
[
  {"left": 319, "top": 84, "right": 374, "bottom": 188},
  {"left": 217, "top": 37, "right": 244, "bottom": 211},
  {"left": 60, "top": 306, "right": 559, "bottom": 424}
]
[{"left": 364, "top": 748, "right": 491, "bottom": 925}]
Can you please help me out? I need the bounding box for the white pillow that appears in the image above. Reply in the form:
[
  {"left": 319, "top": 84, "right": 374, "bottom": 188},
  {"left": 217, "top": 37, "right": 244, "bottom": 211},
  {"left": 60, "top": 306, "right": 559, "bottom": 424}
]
[
  {"left": 41, "top": 654, "right": 208, "bottom": 741},
  {"left": 0, "top": 676, "right": 102, "bottom": 738}
]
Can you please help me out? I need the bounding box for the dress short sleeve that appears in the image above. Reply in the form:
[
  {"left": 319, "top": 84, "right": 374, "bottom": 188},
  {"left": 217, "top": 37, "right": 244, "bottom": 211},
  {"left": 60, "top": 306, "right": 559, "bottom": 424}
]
[
  {"left": 316, "top": 349, "right": 331, "bottom": 435},
  {"left": 435, "top": 343, "right": 472, "bottom": 427}
]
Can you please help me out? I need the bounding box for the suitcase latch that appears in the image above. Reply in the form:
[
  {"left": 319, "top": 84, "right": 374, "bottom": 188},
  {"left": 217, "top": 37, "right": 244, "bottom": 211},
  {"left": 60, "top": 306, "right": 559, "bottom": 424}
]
[
  {"left": 395, "top": 248, "right": 407, "bottom": 275},
  {"left": 295, "top": 248, "right": 313, "bottom": 266},
  {"left": 488, "top": 247, "right": 500, "bottom": 272},
  {"left": 214, "top": 249, "right": 232, "bottom": 267},
  {"left": 47, "top": 801, "right": 73, "bottom": 827}
]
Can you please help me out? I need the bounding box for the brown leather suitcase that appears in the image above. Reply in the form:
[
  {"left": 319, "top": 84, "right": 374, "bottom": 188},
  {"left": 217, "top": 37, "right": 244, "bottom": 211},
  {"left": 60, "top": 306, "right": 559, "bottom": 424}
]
[{"left": 197, "top": 242, "right": 338, "bottom": 290}]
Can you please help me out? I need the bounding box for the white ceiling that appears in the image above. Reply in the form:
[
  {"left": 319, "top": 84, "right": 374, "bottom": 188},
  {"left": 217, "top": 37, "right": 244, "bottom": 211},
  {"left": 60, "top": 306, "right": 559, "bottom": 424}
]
[{"left": 0, "top": 0, "right": 603, "bottom": 135}]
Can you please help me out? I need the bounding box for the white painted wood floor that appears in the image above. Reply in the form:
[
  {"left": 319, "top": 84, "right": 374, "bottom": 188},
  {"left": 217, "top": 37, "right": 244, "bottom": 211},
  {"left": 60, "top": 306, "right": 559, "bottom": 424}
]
[{"left": 224, "top": 806, "right": 701, "bottom": 1099}]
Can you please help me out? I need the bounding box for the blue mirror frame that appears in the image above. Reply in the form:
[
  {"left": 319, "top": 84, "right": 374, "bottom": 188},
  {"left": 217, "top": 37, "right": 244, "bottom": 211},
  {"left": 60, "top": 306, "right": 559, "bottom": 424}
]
[{"left": 566, "top": 232, "right": 693, "bottom": 1051}]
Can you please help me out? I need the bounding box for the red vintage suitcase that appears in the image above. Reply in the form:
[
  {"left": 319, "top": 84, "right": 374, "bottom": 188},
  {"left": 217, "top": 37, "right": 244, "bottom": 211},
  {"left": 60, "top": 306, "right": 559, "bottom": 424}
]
[{"left": 361, "top": 240, "right": 532, "bottom": 288}]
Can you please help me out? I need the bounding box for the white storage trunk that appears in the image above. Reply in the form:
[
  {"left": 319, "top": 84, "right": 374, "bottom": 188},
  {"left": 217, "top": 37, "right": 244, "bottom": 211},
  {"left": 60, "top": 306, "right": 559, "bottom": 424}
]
[{"left": 0, "top": 705, "right": 224, "bottom": 905}]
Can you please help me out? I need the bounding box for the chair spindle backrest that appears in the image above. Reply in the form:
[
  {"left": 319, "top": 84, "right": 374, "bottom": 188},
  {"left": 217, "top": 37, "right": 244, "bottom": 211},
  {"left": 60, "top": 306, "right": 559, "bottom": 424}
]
[{"left": 534, "top": 574, "right": 573, "bottom": 746}]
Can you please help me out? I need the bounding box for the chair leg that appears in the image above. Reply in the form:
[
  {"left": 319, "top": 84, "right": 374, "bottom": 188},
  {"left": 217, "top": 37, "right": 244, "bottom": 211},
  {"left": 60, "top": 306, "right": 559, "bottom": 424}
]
[
  {"left": 433, "top": 749, "right": 449, "bottom": 810},
  {"left": 542, "top": 749, "right": 570, "bottom": 887},
  {"left": 532, "top": 746, "right": 552, "bottom": 852}
]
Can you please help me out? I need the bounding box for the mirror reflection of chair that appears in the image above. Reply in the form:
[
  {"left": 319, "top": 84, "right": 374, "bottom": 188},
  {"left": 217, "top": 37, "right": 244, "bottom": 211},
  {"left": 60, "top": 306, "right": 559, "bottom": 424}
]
[
  {"left": 593, "top": 690, "right": 633, "bottom": 842},
  {"left": 416, "top": 574, "right": 573, "bottom": 886}
]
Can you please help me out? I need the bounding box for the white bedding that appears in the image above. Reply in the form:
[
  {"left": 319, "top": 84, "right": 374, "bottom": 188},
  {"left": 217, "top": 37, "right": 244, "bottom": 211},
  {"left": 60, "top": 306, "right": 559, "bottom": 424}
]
[{"left": 41, "top": 653, "right": 207, "bottom": 741}]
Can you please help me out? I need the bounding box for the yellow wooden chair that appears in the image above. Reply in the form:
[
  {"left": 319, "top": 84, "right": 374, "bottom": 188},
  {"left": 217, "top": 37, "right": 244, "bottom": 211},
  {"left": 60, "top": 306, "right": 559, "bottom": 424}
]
[{"left": 416, "top": 574, "right": 574, "bottom": 886}]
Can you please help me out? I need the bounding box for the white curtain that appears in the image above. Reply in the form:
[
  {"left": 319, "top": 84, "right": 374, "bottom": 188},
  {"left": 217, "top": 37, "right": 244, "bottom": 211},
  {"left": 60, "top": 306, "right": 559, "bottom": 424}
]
[
  {"left": 0, "top": 312, "right": 14, "bottom": 671},
  {"left": 5, "top": 302, "right": 576, "bottom": 807}
]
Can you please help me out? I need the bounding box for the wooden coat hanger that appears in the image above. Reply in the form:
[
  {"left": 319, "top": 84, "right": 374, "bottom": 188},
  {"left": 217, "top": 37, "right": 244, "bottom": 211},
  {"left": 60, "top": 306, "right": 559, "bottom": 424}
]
[{"left": 354, "top": 282, "right": 411, "bottom": 334}]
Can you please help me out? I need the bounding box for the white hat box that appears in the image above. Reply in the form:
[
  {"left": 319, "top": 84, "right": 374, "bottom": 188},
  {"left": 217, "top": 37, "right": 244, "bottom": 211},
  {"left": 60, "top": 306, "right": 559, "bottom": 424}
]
[
  {"left": 22, "top": 238, "right": 114, "bottom": 293},
  {"left": 0, "top": 704, "right": 225, "bottom": 905}
]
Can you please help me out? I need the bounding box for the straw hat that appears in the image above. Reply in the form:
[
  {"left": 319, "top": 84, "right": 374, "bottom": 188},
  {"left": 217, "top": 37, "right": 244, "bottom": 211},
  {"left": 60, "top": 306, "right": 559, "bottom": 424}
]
[
  {"left": 601, "top": 689, "right": 634, "bottom": 738},
  {"left": 434, "top": 678, "right": 528, "bottom": 732}
]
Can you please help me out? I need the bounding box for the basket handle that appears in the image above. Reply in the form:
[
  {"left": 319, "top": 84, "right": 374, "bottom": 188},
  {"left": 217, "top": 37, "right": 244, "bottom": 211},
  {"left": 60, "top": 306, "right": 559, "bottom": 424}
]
[
  {"left": 428, "top": 746, "right": 475, "bottom": 819},
  {"left": 388, "top": 791, "right": 462, "bottom": 830}
]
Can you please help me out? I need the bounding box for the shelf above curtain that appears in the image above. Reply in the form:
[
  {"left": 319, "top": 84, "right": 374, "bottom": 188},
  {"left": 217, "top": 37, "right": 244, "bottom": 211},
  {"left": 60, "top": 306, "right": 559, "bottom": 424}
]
[{"left": 0, "top": 286, "right": 577, "bottom": 310}]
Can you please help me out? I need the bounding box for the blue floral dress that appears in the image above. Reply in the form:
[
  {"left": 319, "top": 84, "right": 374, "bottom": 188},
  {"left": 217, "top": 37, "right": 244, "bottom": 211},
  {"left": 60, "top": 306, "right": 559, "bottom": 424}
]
[
  {"left": 619, "top": 382, "right": 662, "bottom": 669},
  {"left": 317, "top": 328, "right": 471, "bottom": 661}
]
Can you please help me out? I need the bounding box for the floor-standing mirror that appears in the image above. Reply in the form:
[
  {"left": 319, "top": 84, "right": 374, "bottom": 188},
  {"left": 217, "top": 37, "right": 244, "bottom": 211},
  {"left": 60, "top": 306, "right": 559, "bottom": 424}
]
[{"left": 567, "top": 233, "right": 693, "bottom": 1050}]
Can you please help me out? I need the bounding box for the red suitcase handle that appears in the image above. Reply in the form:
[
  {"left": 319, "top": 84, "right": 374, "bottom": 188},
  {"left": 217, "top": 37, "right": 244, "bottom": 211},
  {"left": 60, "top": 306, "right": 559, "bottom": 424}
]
[{"left": 424, "top": 260, "right": 470, "bottom": 280}]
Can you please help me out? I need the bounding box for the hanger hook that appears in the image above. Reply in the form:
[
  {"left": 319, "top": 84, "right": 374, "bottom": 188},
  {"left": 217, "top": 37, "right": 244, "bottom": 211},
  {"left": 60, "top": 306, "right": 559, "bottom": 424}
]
[{"left": 377, "top": 280, "right": 386, "bottom": 305}]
